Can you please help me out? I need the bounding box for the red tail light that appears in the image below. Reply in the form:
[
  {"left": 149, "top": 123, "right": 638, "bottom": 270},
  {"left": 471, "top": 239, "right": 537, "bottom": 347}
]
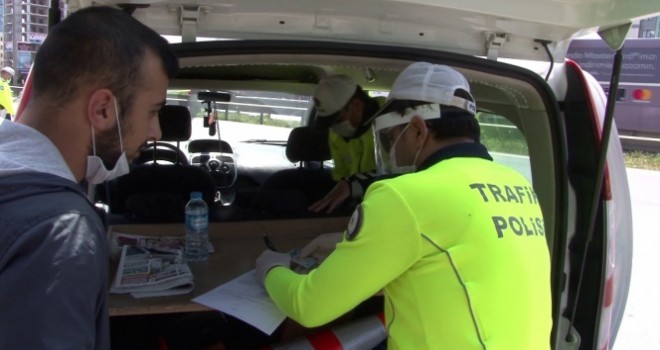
[{"left": 632, "top": 88, "right": 652, "bottom": 101}]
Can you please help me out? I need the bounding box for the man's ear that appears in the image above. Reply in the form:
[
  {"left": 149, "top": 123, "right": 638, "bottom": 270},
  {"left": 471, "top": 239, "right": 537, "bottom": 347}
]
[
  {"left": 410, "top": 115, "right": 429, "bottom": 148},
  {"left": 87, "top": 89, "right": 116, "bottom": 131}
]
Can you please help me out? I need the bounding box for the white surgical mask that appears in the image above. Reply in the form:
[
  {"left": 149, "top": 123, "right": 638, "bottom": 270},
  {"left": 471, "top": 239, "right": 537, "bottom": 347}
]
[
  {"left": 331, "top": 119, "right": 357, "bottom": 138},
  {"left": 85, "top": 97, "right": 130, "bottom": 184},
  {"left": 388, "top": 123, "right": 425, "bottom": 174}
]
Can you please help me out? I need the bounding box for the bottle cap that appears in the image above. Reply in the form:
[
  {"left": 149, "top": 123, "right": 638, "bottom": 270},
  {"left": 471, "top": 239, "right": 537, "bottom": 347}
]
[{"left": 190, "top": 191, "right": 202, "bottom": 199}]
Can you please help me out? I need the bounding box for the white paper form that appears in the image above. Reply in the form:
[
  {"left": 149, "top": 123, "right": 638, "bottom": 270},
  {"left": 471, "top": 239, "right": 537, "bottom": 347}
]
[{"left": 192, "top": 270, "right": 286, "bottom": 335}]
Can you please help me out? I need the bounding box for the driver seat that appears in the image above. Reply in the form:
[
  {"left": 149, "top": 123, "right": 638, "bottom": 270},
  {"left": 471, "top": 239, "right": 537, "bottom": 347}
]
[
  {"left": 106, "top": 105, "right": 216, "bottom": 223},
  {"left": 250, "top": 126, "right": 335, "bottom": 219},
  {"left": 135, "top": 105, "right": 193, "bottom": 166}
]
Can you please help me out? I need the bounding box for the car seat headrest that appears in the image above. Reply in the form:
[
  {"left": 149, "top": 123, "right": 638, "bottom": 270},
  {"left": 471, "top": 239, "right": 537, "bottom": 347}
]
[
  {"left": 285, "top": 126, "right": 331, "bottom": 163},
  {"left": 159, "top": 105, "right": 192, "bottom": 142}
]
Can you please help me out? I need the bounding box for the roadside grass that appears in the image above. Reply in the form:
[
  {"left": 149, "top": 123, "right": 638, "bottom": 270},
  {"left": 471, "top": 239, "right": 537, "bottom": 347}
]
[{"left": 624, "top": 151, "right": 660, "bottom": 171}]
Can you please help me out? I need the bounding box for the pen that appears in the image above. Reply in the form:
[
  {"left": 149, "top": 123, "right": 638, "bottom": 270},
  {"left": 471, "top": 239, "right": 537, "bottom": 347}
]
[{"left": 263, "top": 234, "right": 278, "bottom": 252}]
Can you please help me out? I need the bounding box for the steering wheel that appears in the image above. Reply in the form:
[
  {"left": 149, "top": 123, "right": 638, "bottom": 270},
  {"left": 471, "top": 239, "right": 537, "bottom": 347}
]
[{"left": 134, "top": 142, "right": 189, "bottom": 166}]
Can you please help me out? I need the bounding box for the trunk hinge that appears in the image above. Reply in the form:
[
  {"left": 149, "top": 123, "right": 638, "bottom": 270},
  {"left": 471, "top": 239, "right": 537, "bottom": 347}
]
[
  {"left": 556, "top": 317, "right": 581, "bottom": 350},
  {"left": 485, "top": 32, "right": 508, "bottom": 61},
  {"left": 179, "top": 6, "right": 211, "bottom": 43}
]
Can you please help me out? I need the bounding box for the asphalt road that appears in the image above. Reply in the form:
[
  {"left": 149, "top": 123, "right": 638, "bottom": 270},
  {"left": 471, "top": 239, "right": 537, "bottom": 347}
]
[{"left": 613, "top": 168, "right": 660, "bottom": 350}]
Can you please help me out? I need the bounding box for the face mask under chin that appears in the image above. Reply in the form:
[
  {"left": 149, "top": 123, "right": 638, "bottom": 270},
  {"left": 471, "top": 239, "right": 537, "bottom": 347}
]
[
  {"left": 331, "top": 119, "right": 357, "bottom": 138},
  {"left": 85, "top": 152, "right": 129, "bottom": 184},
  {"left": 379, "top": 123, "right": 425, "bottom": 174},
  {"left": 84, "top": 96, "right": 130, "bottom": 184}
]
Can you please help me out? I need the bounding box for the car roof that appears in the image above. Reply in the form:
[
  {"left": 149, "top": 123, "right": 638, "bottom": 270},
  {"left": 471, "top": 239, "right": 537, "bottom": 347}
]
[{"left": 73, "top": 0, "right": 659, "bottom": 62}]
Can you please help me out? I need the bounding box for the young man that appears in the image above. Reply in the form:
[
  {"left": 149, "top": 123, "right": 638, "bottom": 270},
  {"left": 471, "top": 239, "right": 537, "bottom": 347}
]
[
  {"left": 257, "top": 62, "right": 552, "bottom": 349},
  {"left": 308, "top": 74, "right": 382, "bottom": 213},
  {"left": 0, "top": 7, "right": 178, "bottom": 349}
]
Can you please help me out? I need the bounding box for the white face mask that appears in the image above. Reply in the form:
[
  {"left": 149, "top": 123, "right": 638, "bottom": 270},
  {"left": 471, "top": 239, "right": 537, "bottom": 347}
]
[
  {"left": 389, "top": 123, "right": 425, "bottom": 174},
  {"left": 331, "top": 119, "right": 357, "bottom": 138},
  {"left": 85, "top": 97, "right": 130, "bottom": 184}
]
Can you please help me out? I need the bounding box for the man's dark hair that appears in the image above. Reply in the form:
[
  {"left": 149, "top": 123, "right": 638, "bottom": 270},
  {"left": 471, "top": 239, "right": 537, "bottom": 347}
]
[
  {"left": 31, "top": 6, "right": 179, "bottom": 117},
  {"left": 428, "top": 89, "right": 480, "bottom": 141},
  {"left": 378, "top": 89, "right": 480, "bottom": 141}
]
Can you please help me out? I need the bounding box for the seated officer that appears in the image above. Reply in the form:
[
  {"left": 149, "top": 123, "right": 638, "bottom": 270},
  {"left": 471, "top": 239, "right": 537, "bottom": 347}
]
[
  {"left": 257, "top": 62, "right": 552, "bottom": 349},
  {"left": 308, "top": 74, "right": 383, "bottom": 214}
]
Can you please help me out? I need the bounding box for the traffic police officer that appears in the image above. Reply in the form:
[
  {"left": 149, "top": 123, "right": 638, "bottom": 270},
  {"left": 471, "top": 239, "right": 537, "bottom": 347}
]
[
  {"left": 308, "top": 74, "right": 383, "bottom": 213},
  {"left": 0, "top": 67, "right": 16, "bottom": 119},
  {"left": 256, "top": 62, "right": 552, "bottom": 349}
]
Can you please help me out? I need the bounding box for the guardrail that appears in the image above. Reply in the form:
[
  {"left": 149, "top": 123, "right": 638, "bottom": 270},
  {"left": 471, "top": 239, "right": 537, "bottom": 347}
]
[
  {"left": 481, "top": 122, "right": 660, "bottom": 153},
  {"left": 619, "top": 135, "right": 660, "bottom": 152}
]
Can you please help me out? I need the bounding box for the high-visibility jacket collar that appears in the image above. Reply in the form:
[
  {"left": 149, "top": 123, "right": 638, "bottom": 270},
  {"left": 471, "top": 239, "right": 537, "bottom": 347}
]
[{"left": 417, "top": 142, "right": 492, "bottom": 172}]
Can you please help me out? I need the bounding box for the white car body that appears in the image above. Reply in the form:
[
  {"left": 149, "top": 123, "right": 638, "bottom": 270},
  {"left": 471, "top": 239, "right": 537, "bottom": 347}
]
[{"left": 67, "top": 1, "right": 659, "bottom": 349}]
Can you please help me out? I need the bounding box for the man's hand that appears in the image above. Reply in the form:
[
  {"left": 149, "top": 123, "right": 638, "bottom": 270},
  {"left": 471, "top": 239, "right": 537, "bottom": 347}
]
[
  {"left": 299, "top": 232, "right": 343, "bottom": 261},
  {"left": 308, "top": 179, "right": 350, "bottom": 213},
  {"left": 255, "top": 250, "right": 291, "bottom": 286}
]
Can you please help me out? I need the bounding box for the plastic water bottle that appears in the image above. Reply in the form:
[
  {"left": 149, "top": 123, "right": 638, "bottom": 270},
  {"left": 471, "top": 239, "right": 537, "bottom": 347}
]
[{"left": 184, "top": 191, "right": 209, "bottom": 262}]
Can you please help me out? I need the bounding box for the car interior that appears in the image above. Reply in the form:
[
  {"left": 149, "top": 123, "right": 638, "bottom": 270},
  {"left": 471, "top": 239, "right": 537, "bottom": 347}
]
[
  {"left": 93, "top": 41, "right": 579, "bottom": 312},
  {"left": 103, "top": 105, "right": 218, "bottom": 223},
  {"left": 98, "top": 44, "right": 573, "bottom": 347},
  {"left": 97, "top": 41, "right": 559, "bottom": 255},
  {"left": 53, "top": 0, "right": 648, "bottom": 346}
]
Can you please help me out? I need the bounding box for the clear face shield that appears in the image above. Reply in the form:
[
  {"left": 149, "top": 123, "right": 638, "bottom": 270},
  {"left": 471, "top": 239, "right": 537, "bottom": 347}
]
[{"left": 373, "top": 104, "right": 442, "bottom": 175}]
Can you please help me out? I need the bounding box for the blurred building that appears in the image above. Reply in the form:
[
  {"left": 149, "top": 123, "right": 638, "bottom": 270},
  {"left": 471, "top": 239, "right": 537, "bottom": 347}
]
[
  {"left": 638, "top": 16, "right": 659, "bottom": 38},
  {"left": 2, "top": 0, "right": 50, "bottom": 83},
  {"left": 0, "top": 2, "right": 4, "bottom": 65}
]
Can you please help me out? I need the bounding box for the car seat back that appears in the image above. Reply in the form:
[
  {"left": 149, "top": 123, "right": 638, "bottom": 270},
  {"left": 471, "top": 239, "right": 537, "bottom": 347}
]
[
  {"left": 107, "top": 105, "right": 216, "bottom": 223},
  {"left": 285, "top": 126, "right": 331, "bottom": 166}
]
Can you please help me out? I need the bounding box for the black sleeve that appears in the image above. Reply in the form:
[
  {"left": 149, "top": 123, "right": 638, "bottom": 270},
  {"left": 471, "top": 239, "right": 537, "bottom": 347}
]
[{"left": 346, "top": 171, "right": 378, "bottom": 199}]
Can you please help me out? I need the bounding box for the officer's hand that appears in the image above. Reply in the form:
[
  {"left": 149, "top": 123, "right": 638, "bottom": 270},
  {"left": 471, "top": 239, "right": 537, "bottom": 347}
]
[
  {"left": 299, "top": 232, "right": 343, "bottom": 261},
  {"left": 308, "top": 179, "right": 350, "bottom": 213},
  {"left": 255, "top": 250, "right": 291, "bottom": 286}
]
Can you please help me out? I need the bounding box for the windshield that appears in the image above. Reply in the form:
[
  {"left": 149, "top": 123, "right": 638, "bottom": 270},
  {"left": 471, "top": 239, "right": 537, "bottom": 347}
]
[
  {"left": 168, "top": 89, "right": 308, "bottom": 143},
  {"left": 162, "top": 89, "right": 311, "bottom": 172}
]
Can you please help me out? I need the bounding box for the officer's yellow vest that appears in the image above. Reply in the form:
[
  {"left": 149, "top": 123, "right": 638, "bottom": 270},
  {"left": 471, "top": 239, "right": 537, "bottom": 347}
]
[
  {"left": 0, "top": 80, "right": 15, "bottom": 115},
  {"left": 266, "top": 156, "right": 552, "bottom": 350},
  {"left": 327, "top": 96, "right": 383, "bottom": 181},
  {"left": 328, "top": 130, "right": 376, "bottom": 181}
]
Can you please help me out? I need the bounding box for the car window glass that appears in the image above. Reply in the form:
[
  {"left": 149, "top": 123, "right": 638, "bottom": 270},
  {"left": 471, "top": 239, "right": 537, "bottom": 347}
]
[
  {"left": 168, "top": 89, "right": 308, "bottom": 143},
  {"left": 477, "top": 112, "right": 532, "bottom": 182},
  {"left": 163, "top": 89, "right": 313, "bottom": 171}
]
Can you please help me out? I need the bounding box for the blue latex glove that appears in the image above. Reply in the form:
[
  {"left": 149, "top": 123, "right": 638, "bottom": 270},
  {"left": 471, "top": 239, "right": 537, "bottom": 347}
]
[{"left": 255, "top": 249, "right": 291, "bottom": 286}]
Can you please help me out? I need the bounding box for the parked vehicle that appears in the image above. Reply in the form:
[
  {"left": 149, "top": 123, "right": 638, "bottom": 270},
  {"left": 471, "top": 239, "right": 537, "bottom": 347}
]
[
  {"left": 568, "top": 38, "right": 660, "bottom": 151},
  {"left": 36, "top": 1, "right": 659, "bottom": 349}
]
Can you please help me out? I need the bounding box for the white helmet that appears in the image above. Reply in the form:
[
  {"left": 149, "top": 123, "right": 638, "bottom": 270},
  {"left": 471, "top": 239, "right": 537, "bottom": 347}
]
[{"left": 1, "top": 67, "right": 15, "bottom": 77}]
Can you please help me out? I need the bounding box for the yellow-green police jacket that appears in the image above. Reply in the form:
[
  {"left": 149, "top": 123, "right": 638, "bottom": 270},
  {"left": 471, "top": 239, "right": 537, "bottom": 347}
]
[
  {"left": 0, "top": 79, "right": 15, "bottom": 116},
  {"left": 265, "top": 143, "right": 552, "bottom": 350},
  {"left": 328, "top": 124, "right": 376, "bottom": 182}
]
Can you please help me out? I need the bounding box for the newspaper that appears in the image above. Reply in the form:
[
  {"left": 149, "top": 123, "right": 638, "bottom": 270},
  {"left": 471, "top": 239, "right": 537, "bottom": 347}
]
[
  {"left": 110, "top": 232, "right": 214, "bottom": 258},
  {"left": 110, "top": 237, "right": 194, "bottom": 298},
  {"left": 112, "top": 232, "right": 186, "bottom": 254}
]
